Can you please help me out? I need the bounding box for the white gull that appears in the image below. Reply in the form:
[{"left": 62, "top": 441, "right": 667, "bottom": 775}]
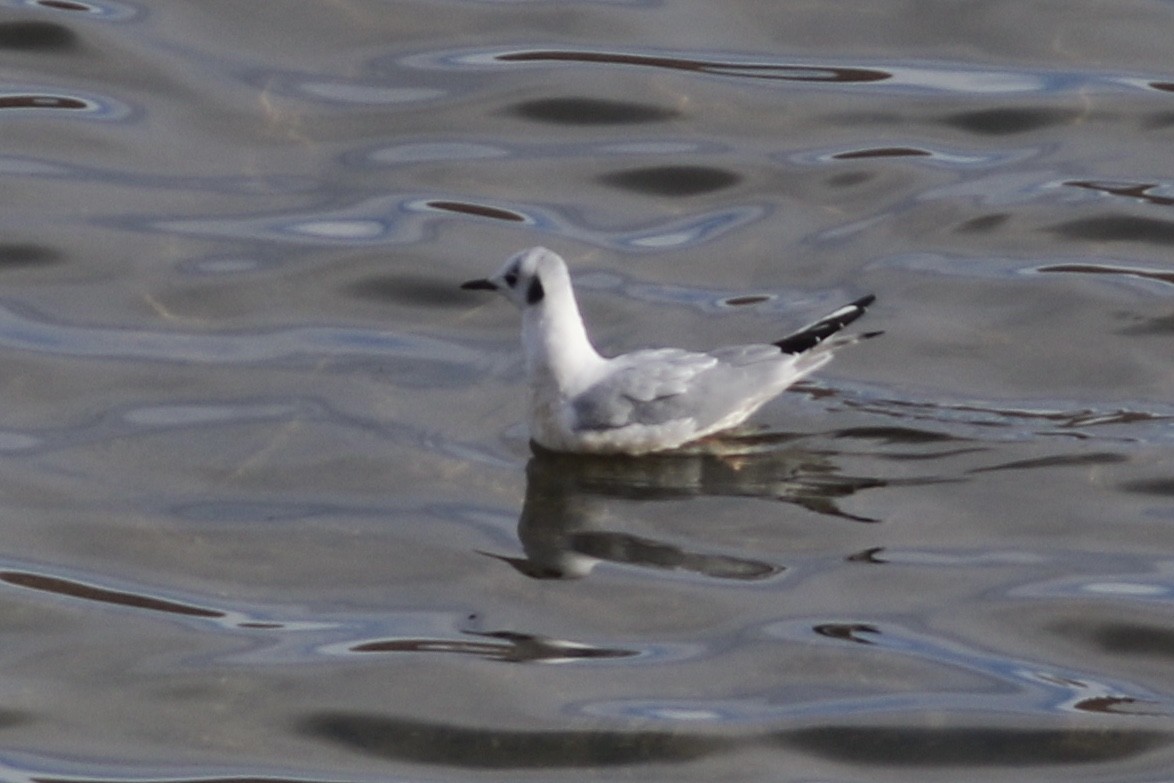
[{"left": 462, "top": 247, "right": 878, "bottom": 455}]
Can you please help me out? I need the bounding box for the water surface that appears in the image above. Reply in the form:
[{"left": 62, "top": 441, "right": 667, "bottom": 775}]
[{"left": 0, "top": 1, "right": 1171, "bottom": 780}]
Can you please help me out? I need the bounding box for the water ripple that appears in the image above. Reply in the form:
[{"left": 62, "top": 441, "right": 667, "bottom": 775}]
[
  {"left": 0, "top": 152, "right": 317, "bottom": 195},
  {"left": 343, "top": 629, "right": 639, "bottom": 664},
  {"left": 1, "top": 569, "right": 223, "bottom": 619},
  {"left": 0, "top": 88, "right": 131, "bottom": 119},
  {"left": 873, "top": 252, "right": 1174, "bottom": 296},
  {"left": 358, "top": 137, "right": 722, "bottom": 170},
  {"left": 494, "top": 49, "right": 890, "bottom": 84},
  {"left": 0, "top": 300, "right": 479, "bottom": 366},
  {"left": 792, "top": 143, "right": 1030, "bottom": 168},
  {"left": 247, "top": 69, "right": 448, "bottom": 106},
  {"left": 406, "top": 45, "right": 1174, "bottom": 96},
  {"left": 146, "top": 191, "right": 769, "bottom": 253},
  {"left": 298, "top": 712, "right": 727, "bottom": 768},
  {"left": 751, "top": 618, "right": 1168, "bottom": 719},
  {"left": 840, "top": 385, "right": 1174, "bottom": 443},
  {"left": 2, "top": 0, "right": 139, "bottom": 19},
  {"left": 505, "top": 95, "right": 680, "bottom": 124},
  {"left": 1015, "top": 572, "right": 1174, "bottom": 603},
  {"left": 1065, "top": 179, "right": 1174, "bottom": 207}
]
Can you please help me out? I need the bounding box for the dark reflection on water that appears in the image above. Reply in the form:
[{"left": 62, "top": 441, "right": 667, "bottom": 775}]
[
  {"left": 721, "top": 294, "right": 772, "bottom": 307},
  {"left": 944, "top": 107, "right": 1078, "bottom": 135},
  {"left": 424, "top": 199, "right": 527, "bottom": 222},
  {"left": 1073, "top": 696, "right": 1158, "bottom": 715},
  {"left": 505, "top": 96, "right": 679, "bottom": 125},
  {"left": 0, "top": 94, "right": 89, "bottom": 110},
  {"left": 778, "top": 725, "right": 1168, "bottom": 766},
  {"left": 481, "top": 441, "right": 886, "bottom": 580},
  {"left": 0, "top": 570, "right": 224, "bottom": 619},
  {"left": 1049, "top": 215, "right": 1174, "bottom": 246},
  {"left": 0, "top": 20, "right": 76, "bottom": 50},
  {"left": 0, "top": 242, "right": 62, "bottom": 268},
  {"left": 0, "top": 710, "right": 31, "bottom": 731},
  {"left": 345, "top": 271, "right": 474, "bottom": 309},
  {"left": 812, "top": 622, "right": 880, "bottom": 645},
  {"left": 833, "top": 425, "right": 967, "bottom": 445},
  {"left": 497, "top": 50, "right": 891, "bottom": 84},
  {"left": 1117, "top": 311, "right": 1174, "bottom": 335},
  {"left": 956, "top": 213, "right": 1010, "bottom": 233},
  {"left": 1118, "top": 477, "right": 1174, "bottom": 497},
  {"left": 34, "top": 0, "right": 95, "bottom": 10},
  {"left": 0, "top": 87, "right": 126, "bottom": 117},
  {"left": 1037, "top": 262, "right": 1174, "bottom": 285},
  {"left": 1066, "top": 180, "right": 1174, "bottom": 207},
  {"left": 833, "top": 146, "right": 932, "bottom": 160},
  {"left": 598, "top": 165, "right": 741, "bottom": 197},
  {"left": 300, "top": 712, "right": 729, "bottom": 768},
  {"left": 526, "top": 436, "right": 889, "bottom": 506},
  {"left": 968, "top": 451, "right": 1129, "bottom": 473},
  {"left": 298, "top": 712, "right": 1168, "bottom": 770},
  {"left": 20, "top": 0, "right": 135, "bottom": 17},
  {"left": 846, "top": 546, "right": 888, "bottom": 564},
  {"left": 1072, "top": 620, "right": 1174, "bottom": 659},
  {"left": 351, "top": 629, "right": 637, "bottom": 664}
]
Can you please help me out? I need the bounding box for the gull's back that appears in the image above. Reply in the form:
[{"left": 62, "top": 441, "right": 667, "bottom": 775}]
[{"left": 567, "top": 342, "right": 814, "bottom": 453}]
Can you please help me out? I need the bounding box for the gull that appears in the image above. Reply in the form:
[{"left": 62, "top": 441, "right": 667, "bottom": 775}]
[{"left": 461, "top": 247, "right": 878, "bottom": 455}]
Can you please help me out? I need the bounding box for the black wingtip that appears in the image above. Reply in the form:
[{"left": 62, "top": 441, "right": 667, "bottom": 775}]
[
  {"left": 851, "top": 294, "right": 876, "bottom": 309},
  {"left": 773, "top": 294, "right": 878, "bottom": 355}
]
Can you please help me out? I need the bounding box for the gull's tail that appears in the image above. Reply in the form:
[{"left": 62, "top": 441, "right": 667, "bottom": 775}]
[{"left": 774, "top": 294, "right": 880, "bottom": 363}]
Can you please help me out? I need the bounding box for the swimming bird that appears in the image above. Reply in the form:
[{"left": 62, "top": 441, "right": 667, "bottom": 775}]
[{"left": 461, "top": 247, "right": 878, "bottom": 455}]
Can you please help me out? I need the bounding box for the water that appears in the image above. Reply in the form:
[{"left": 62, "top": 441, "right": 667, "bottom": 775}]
[{"left": 0, "top": 1, "right": 1171, "bottom": 779}]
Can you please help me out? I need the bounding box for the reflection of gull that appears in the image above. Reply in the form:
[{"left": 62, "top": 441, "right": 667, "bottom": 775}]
[
  {"left": 462, "top": 247, "right": 878, "bottom": 454},
  {"left": 481, "top": 445, "right": 885, "bottom": 580}
]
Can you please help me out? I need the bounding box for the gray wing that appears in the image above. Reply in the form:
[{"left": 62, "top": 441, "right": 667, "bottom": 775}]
[{"left": 572, "top": 345, "right": 795, "bottom": 432}]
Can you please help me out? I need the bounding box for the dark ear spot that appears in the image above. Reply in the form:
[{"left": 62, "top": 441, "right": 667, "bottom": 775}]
[{"left": 526, "top": 277, "right": 545, "bottom": 305}]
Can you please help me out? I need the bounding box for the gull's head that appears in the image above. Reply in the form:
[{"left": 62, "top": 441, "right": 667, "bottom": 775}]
[{"left": 460, "top": 246, "right": 567, "bottom": 311}]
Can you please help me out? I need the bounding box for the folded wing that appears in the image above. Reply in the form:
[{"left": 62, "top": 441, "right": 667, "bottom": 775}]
[{"left": 572, "top": 346, "right": 796, "bottom": 433}]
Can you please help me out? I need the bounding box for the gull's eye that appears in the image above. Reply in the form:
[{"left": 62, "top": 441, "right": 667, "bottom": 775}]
[{"left": 504, "top": 271, "right": 518, "bottom": 287}]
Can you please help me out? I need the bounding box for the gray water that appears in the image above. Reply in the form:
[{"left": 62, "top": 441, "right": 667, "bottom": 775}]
[{"left": 0, "top": 1, "right": 1172, "bottom": 780}]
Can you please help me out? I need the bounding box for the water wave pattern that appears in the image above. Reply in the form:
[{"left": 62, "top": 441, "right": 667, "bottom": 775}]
[
  {"left": 1, "top": 5, "right": 1172, "bottom": 780},
  {"left": 355, "top": 138, "right": 727, "bottom": 171},
  {"left": 143, "top": 191, "right": 768, "bottom": 252},
  {"left": 0, "top": 554, "right": 677, "bottom": 667},
  {"left": 0, "top": 0, "right": 139, "bottom": 20},
  {"left": 835, "top": 382, "right": 1174, "bottom": 444},
  {"left": 0, "top": 152, "right": 318, "bottom": 195},
  {"left": 403, "top": 45, "right": 1174, "bottom": 97},
  {"left": 0, "top": 397, "right": 355, "bottom": 456},
  {"left": 873, "top": 253, "right": 1174, "bottom": 296},
  {"left": 3, "top": 544, "right": 1169, "bottom": 711},
  {"left": 0, "top": 299, "right": 480, "bottom": 366},
  {"left": 0, "top": 87, "right": 131, "bottom": 119},
  {"left": 574, "top": 614, "right": 1171, "bottom": 723}
]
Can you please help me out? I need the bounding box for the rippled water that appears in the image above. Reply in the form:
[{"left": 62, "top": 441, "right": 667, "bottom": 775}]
[{"left": 0, "top": 1, "right": 1172, "bottom": 780}]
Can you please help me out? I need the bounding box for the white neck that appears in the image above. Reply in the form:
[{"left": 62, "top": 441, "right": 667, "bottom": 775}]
[{"left": 521, "top": 280, "right": 603, "bottom": 394}]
